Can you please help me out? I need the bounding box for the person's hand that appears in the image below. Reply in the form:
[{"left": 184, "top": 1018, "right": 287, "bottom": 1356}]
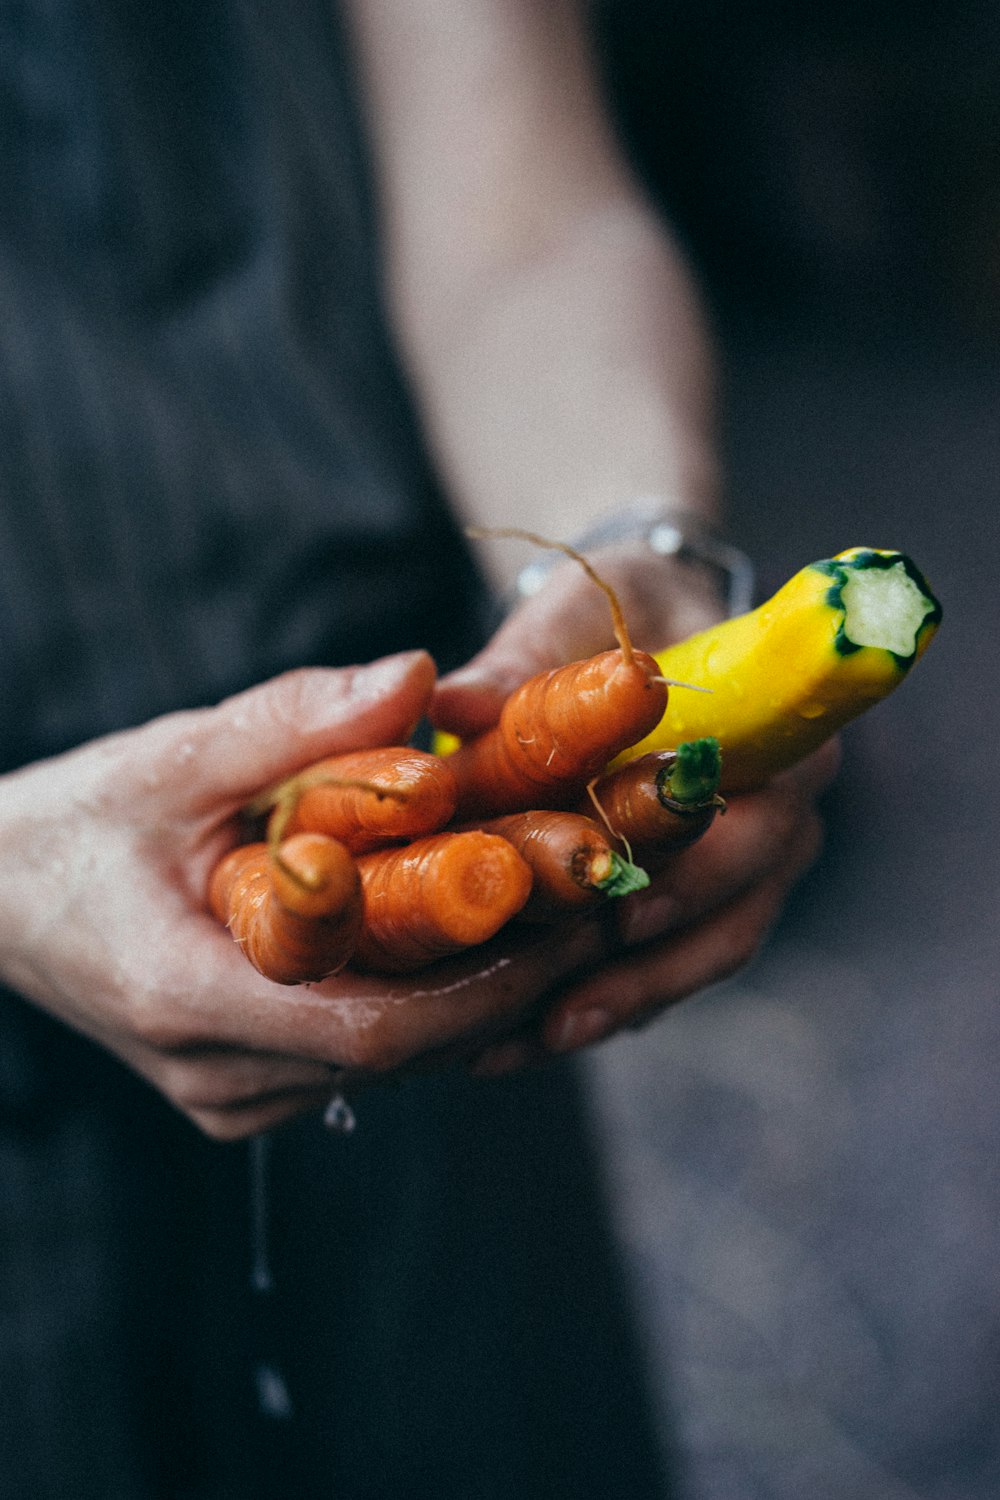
[
  {"left": 4, "top": 645, "right": 754, "bottom": 1141},
  {"left": 432, "top": 538, "right": 728, "bottom": 738},
  {"left": 430, "top": 544, "right": 838, "bottom": 1072},
  {"left": 0, "top": 650, "right": 600, "bottom": 1140},
  {"left": 0, "top": 584, "right": 833, "bottom": 1141}
]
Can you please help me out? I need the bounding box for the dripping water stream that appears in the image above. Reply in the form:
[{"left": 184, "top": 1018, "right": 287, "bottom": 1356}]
[{"left": 247, "top": 1094, "right": 358, "bottom": 1419}]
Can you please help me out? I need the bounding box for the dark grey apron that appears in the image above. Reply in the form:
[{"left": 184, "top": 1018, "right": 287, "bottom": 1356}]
[{"left": 0, "top": 3, "right": 670, "bottom": 1494}]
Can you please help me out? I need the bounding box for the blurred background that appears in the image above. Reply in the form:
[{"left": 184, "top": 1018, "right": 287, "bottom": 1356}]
[{"left": 585, "top": 5, "right": 1000, "bottom": 1496}]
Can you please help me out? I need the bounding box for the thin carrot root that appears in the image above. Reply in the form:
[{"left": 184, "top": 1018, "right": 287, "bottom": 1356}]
[
  {"left": 584, "top": 739, "right": 723, "bottom": 854},
  {"left": 465, "top": 527, "right": 640, "bottom": 665},
  {"left": 470, "top": 810, "right": 649, "bottom": 921},
  {"left": 208, "top": 832, "right": 362, "bottom": 984},
  {"left": 254, "top": 748, "right": 458, "bottom": 854},
  {"left": 352, "top": 831, "right": 533, "bottom": 972},
  {"left": 446, "top": 528, "right": 669, "bottom": 819}
]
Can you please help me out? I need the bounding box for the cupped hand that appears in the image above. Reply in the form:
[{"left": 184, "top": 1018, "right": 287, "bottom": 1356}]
[
  {"left": 0, "top": 580, "right": 839, "bottom": 1140},
  {"left": 0, "top": 650, "right": 599, "bottom": 1140},
  {"left": 431, "top": 539, "right": 727, "bottom": 739},
  {"left": 468, "top": 740, "right": 838, "bottom": 1073},
  {"left": 430, "top": 547, "right": 841, "bottom": 1072}
]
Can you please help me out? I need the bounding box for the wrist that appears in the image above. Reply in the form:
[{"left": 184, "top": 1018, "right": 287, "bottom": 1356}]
[{"left": 514, "top": 498, "right": 754, "bottom": 620}]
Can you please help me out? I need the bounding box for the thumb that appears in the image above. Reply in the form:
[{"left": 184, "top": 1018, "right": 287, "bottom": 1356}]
[
  {"left": 432, "top": 543, "right": 731, "bottom": 739},
  {"left": 146, "top": 650, "right": 437, "bottom": 814},
  {"left": 431, "top": 564, "right": 622, "bottom": 739}
]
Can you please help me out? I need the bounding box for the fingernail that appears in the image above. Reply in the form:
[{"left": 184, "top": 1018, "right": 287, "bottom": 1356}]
[
  {"left": 616, "top": 892, "right": 680, "bottom": 947},
  {"left": 548, "top": 1007, "right": 613, "bottom": 1053}
]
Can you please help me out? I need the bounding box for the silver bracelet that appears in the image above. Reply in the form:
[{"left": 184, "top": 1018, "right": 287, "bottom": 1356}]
[{"left": 514, "top": 497, "right": 755, "bottom": 618}]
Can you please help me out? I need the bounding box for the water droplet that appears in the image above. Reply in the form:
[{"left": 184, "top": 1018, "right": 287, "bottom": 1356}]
[
  {"left": 255, "top": 1362, "right": 294, "bottom": 1420},
  {"left": 323, "top": 1092, "right": 357, "bottom": 1134},
  {"left": 250, "top": 1262, "right": 274, "bottom": 1295}
]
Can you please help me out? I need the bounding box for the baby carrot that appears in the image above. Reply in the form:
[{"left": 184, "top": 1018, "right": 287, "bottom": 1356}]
[
  {"left": 261, "top": 747, "right": 458, "bottom": 854},
  {"left": 208, "top": 831, "right": 362, "bottom": 985},
  {"left": 584, "top": 738, "right": 724, "bottom": 854},
  {"left": 443, "top": 529, "right": 670, "bottom": 819},
  {"left": 352, "top": 831, "right": 533, "bottom": 972},
  {"left": 446, "top": 646, "right": 668, "bottom": 820},
  {"left": 472, "top": 810, "right": 650, "bottom": 921}
]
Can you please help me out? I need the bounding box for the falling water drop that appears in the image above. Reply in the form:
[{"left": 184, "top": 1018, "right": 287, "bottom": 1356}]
[
  {"left": 323, "top": 1091, "right": 357, "bottom": 1134},
  {"left": 248, "top": 1133, "right": 274, "bottom": 1294},
  {"left": 255, "top": 1363, "right": 294, "bottom": 1420}
]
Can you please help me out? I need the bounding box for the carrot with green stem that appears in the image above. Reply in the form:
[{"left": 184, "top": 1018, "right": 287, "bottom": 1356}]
[
  {"left": 352, "top": 830, "right": 533, "bottom": 972},
  {"left": 208, "top": 831, "right": 363, "bottom": 984},
  {"left": 443, "top": 529, "right": 670, "bottom": 820},
  {"left": 468, "top": 809, "right": 650, "bottom": 922},
  {"left": 254, "top": 747, "right": 457, "bottom": 854},
  {"left": 584, "top": 738, "right": 724, "bottom": 855}
]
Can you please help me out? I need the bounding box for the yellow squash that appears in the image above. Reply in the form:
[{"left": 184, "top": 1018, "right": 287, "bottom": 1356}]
[{"left": 612, "top": 547, "right": 942, "bottom": 792}]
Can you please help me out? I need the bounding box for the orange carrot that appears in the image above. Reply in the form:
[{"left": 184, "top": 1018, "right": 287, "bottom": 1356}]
[
  {"left": 208, "top": 832, "right": 362, "bottom": 984},
  {"left": 446, "top": 647, "right": 668, "bottom": 820},
  {"left": 443, "top": 529, "right": 670, "bottom": 820},
  {"left": 471, "top": 810, "right": 650, "bottom": 921},
  {"left": 584, "top": 739, "right": 724, "bottom": 855},
  {"left": 352, "top": 831, "right": 533, "bottom": 972},
  {"left": 256, "top": 747, "right": 458, "bottom": 855}
]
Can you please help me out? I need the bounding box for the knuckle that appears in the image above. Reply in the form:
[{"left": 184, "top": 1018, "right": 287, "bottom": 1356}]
[
  {"left": 709, "top": 928, "right": 765, "bottom": 993},
  {"left": 713, "top": 895, "right": 779, "bottom": 983},
  {"left": 185, "top": 1107, "right": 252, "bottom": 1143},
  {"left": 339, "top": 1016, "right": 407, "bottom": 1075},
  {"left": 154, "top": 1056, "right": 203, "bottom": 1108},
  {"left": 127, "top": 996, "right": 192, "bottom": 1053},
  {"left": 262, "top": 668, "right": 330, "bottom": 737},
  {"left": 124, "top": 974, "right": 208, "bottom": 1055},
  {"left": 187, "top": 1096, "right": 318, "bottom": 1143},
  {"left": 156, "top": 1058, "right": 237, "bottom": 1113},
  {"left": 766, "top": 786, "right": 811, "bottom": 850},
  {"left": 736, "top": 871, "right": 797, "bottom": 968},
  {"left": 798, "top": 811, "right": 826, "bottom": 872},
  {"left": 731, "top": 915, "right": 769, "bottom": 972}
]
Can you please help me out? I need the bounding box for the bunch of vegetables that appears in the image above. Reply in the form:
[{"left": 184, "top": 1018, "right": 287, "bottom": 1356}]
[{"left": 208, "top": 541, "right": 941, "bottom": 983}]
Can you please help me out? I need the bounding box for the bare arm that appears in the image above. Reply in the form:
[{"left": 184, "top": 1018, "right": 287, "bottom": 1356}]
[
  {"left": 339, "top": 0, "right": 836, "bottom": 1080},
  {"left": 344, "top": 0, "right": 720, "bottom": 590}
]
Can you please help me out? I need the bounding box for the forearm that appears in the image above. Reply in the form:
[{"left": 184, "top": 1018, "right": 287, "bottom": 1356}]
[
  {"left": 345, "top": 0, "right": 721, "bottom": 588},
  {"left": 404, "top": 203, "right": 720, "bottom": 585}
]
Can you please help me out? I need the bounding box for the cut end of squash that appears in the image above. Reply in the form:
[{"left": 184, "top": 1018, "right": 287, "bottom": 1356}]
[{"left": 839, "top": 555, "right": 940, "bottom": 661}]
